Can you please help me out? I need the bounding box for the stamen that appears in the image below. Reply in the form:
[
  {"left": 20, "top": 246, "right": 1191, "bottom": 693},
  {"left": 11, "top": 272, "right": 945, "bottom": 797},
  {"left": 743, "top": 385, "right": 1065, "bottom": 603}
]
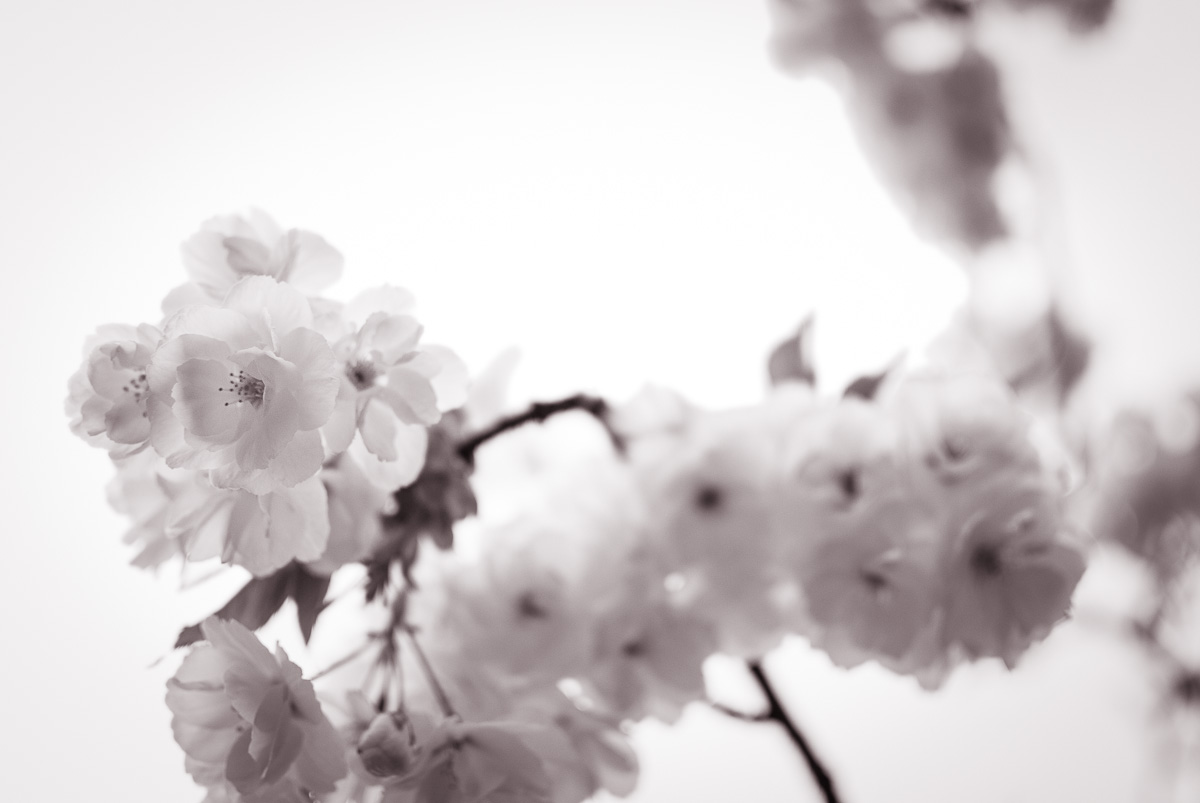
[
  {"left": 216, "top": 370, "right": 265, "bottom": 408},
  {"left": 347, "top": 360, "right": 380, "bottom": 391},
  {"left": 121, "top": 372, "right": 149, "bottom": 402}
]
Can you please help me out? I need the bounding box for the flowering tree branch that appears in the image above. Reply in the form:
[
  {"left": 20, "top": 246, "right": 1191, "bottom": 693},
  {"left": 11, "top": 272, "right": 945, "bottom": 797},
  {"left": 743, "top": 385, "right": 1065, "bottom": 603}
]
[
  {"left": 747, "top": 660, "right": 842, "bottom": 803},
  {"left": 456, "top": 393, "right": 627, "bottom": 464}
]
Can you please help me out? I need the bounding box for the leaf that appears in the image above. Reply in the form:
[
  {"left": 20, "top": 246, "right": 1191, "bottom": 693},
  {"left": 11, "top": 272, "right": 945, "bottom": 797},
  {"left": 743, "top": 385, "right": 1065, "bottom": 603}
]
[
  {"left": 767, "top": 316, "right": 816, "bottom": 387},
  {"left": 843, "top": 359, "right": 898, "bottom": 402},
  {"left": 363, "top": 414, "right": 478, "bottom": 601},
  {"left": 175, "top": 567, "right": 294, "bottom": 648},
  {"left": 291, "top": 566, "right": 331, "bottom": 645}
]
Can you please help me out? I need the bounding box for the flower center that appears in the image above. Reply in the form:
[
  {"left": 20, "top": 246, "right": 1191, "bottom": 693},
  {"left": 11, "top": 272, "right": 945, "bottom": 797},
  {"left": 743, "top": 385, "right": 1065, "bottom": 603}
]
[
  {"left": 347, "top": 360, "right": 379, "bottom": 391},
  {"left": 970, "top": 543, "right": 1003, "bottom": 578},
  {"left": 121, "top": 371, "right": 149, "bottom": 403},
  {"left": 217, "top": 370, "right": 265, "bottom": 407}
]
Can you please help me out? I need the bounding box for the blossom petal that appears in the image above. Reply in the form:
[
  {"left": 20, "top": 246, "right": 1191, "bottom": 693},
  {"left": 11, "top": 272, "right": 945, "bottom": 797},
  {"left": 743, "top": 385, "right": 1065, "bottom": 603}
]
[
  {"left": 175, "top": 359, "right": 244, "bottom": 442},
  {"left": 380, "top": 370, "right": 440, "bottom": 426},
  {"left": 224, "top": 276, "right": 313, "bottom": 340},
  {"left": 279, "top": 229, "right": 343, "bottom": 294}
]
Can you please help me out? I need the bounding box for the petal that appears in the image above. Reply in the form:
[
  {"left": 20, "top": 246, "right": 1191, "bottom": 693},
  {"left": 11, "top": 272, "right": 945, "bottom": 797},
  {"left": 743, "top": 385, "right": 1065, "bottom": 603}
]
[
  {"left": 380, "top": 370, "right": 440, "bottom": 425},
  {"left": 349, "top": 427, "right": 428, "bottom": 493},
  {"left": 182, "top": 229, "right": 239, "bottom": 291},
  {"left": 345, "top": 285, "right": 416, "bottom": 324},
  {"left": 277, "top": 328, "right": 340, "bottom": 430},
  {"left": 278, "top": 229, "right": 343, "bottom": 294},
  {"left": 407, "top": 345, "right": 469, "bottom": 412},
  {"left": 104, "top": 399, "right": 151, "bottom": 444},
  {"left": 267, "top": 428, "right": 326, "bottom": 488},
  {"left": 321, "top": 378, "right": 358, "bottom": 455},
  {"left": 367, "top": 314, "right": 423, "bottom": 365},
  {"left": 262, "top": 478, "right": 331, "bottom": 564},
  {"left": 175, "top": 359, "right": 244, "bottom": 442},
  {"left": 234, "top": 388, "right": 300, "bottom": 471},
  {"left": 203, "top": 618, "right": 280, "bottom": 699},
  {"left": 162, "top": 281, "right": 217, "bottom": 315},
  {"left": 360, "top": 398, "right": 399, "bottom": 461},
  {"left": 224, "top": 276, "right": 313, "bottom": 340}
]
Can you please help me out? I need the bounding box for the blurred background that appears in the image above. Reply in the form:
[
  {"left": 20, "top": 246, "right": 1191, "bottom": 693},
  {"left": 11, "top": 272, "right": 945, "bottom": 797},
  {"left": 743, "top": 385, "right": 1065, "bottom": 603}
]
[{"left": 2, "top": 0, "right": 1199, "bottom": 800}]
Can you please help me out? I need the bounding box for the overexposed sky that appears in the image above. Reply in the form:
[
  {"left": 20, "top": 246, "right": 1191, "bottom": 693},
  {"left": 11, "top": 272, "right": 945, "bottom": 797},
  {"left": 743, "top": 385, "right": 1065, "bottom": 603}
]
[{"left": 2, "top": 1, "right": 1198, "bottom": 801}]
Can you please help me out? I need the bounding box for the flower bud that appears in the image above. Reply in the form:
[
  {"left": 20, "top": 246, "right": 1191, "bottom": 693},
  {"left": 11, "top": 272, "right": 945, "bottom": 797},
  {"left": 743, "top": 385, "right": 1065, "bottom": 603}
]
[{"left": 356, "top": 711, "right": 419, "bottom": 778}]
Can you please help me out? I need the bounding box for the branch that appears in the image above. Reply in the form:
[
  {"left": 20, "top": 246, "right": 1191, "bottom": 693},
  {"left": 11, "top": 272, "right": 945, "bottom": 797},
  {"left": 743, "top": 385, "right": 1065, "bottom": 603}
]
[
  {"left": 747, "top": 659, "right": 842, "bottom": 803},
  {"left": 456, "top": 393, "right": 626, "bottom": 463}
]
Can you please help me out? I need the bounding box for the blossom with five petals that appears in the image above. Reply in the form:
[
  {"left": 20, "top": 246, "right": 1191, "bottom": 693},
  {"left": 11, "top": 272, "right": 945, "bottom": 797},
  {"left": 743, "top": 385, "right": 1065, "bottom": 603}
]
[{"left": 321, "top": 286, "right": 467, "bottom": 492}]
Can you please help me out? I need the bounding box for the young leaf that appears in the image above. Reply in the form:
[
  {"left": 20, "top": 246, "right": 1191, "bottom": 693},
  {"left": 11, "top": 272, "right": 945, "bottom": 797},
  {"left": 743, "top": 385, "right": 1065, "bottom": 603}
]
[
  {"left": 174, "top": 567, "right": 294, "bottom": 648},
  {"left": 291, "top": 567, "right": 332, "bottom": 645},
  {"left": 767, "top": 316, "right": 816, "bottom": 387},
  {"left": 843, "top": 355, "right": 902, "bottom": 402}
]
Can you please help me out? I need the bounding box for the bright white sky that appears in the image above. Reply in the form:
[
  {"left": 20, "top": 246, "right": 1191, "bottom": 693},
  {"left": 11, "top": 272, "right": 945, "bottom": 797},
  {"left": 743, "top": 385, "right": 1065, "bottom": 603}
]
[{"left": 2, "top": 1, "right": 1199, "bottom": 801}]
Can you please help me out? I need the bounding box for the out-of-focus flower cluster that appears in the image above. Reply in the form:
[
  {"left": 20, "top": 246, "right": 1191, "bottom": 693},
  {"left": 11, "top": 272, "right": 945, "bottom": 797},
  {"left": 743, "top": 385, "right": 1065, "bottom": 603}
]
[
  {"left": 68, "top": 212, "right": 1088, "bottom": 803},
  {"left": 768, "top": 0, "right": 1112, "bottom": 252}
]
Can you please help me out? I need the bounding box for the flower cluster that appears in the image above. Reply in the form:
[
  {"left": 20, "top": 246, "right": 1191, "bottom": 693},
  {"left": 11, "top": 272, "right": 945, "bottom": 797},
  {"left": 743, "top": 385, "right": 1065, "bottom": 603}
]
[
  {"left": 70, "top": 213, "right": 1088, "bottom": 803},
  {"left": 68, "top": 210, "right": 466, "bottom": 578}
]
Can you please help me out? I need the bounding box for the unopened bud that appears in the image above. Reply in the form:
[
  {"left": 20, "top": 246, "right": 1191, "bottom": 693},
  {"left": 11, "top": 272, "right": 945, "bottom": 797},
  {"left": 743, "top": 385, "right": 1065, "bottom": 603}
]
[{"left": 356, "top": 711, "right": 418, "bottom": 778}]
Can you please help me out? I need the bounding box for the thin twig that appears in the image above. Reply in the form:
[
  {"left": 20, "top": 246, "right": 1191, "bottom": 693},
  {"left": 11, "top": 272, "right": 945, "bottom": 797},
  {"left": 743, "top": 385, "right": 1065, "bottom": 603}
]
[
  {"left": 708, "top": 700, "right": 771, "bottom": 723},
  {"left": 456, "top": 393, "right": 626, "bottom": 463},
  {"left": 309, "top": 641, "right": 374, "bottom": 681},
  {"left": 747, "top": 659, "right": 842, "bottom": 803},
  {"left": 404, "top": 624, "right": 456, "bottom": 718}
]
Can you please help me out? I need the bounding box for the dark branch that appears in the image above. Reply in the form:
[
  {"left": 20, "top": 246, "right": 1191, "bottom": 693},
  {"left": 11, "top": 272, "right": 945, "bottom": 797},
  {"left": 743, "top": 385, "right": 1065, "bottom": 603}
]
[
  {"left": 456, "top": 393, "right": 626, "bottom": 464},
  {"left": 747, "top": 659, "right": 842, "bottom": 803}
]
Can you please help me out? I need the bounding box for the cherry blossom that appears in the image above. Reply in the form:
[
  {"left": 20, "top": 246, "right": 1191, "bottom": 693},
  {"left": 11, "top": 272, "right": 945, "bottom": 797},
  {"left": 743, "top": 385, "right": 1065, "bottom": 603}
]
[
  {"left": 166, "top": 618, "right": 347, "bottom": 802},
  {"left": 171, "top": 209, "right": 344, "bottom": 307},
  {"left": 148, "top": 276, "right": 341, "bottom": 494},
  {"left": 66, "top": 322, "right": 162, "bottom": 457}
]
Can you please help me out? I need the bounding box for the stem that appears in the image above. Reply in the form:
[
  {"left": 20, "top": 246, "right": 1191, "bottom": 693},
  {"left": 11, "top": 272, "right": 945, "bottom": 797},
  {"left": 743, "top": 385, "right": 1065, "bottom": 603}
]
[
  {"left": 747, "top": 659, "right": 842, "bottom": 803},
  {"left": 456, "top": 393, "right": 626, "bottom": 463},
  {"left": 404, "top": 624, "right": 456, "bottom": 718}
]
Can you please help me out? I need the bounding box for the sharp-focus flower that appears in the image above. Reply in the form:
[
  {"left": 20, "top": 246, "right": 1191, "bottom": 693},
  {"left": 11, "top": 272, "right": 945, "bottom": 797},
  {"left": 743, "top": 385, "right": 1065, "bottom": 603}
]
[
  {"left": 66, "top": 323, "right": 163, "bottom": 457},
  {"left": 167, "top": 209, "right": 344, "bottom": 310},
  {"left": 106, "top": 448, "right": 332, "bottom": 576},
  {"left": 166, "top": 618, "right": 347, "bottom": 802},
  {"left": 148, "top": 276, "right": 341, "bottom": 494},
  {"left": 321, "top": 286, "right": 468, "bottom": 493},
  {"left": 939, "top": 478, "right": 1086, "bottom": 665},
  {"left": 166, "top": 475, "right": 331, "bottom": 576}
]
